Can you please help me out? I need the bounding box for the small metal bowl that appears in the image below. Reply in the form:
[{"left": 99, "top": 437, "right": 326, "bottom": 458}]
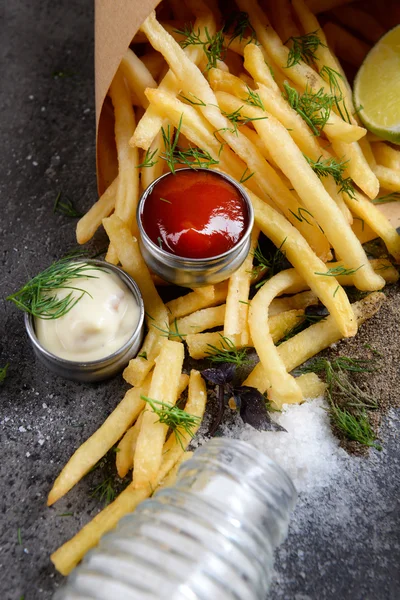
[
  {"left": 24, "top": 260, "right": 145, "bottom": 383},
  {"left": 137, "top": 169, "right": 254, "bottom": 288}
]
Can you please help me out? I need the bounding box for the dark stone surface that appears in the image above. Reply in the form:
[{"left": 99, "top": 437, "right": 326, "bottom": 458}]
[{"left": 0, "top": 2, "right": 399, "bottom": 599}]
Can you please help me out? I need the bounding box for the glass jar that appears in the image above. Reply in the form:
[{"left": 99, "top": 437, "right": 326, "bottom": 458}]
[{"left": 54, "top": 438, "right": 297, "bottom": 600}]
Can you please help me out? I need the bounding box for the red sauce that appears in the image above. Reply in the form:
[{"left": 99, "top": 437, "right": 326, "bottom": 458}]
[{"left": 141, "top": 170, "right": 248, "bottom": 259}]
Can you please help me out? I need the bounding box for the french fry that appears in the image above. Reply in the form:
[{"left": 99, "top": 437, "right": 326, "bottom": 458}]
[
  {"left": 116, "top": 373, "right": 189, "bottom": 478},
  {"left": 103, "top": 214, "right": 168, "bottom": 385},
  {"left": 268, "top": 0, "right": 300, "bottom": 41},
  {"left": 343, "top": 191, "right": 400, "bottom": 263},
  {"left": 224, "top": 227, "right": 259, "bottom": 347},
  {"left": 166, "top": 282, "right": 228, "bottom": 321},
  {"left": 47, "top": 375, "right": 152, "bottom": 506},
  {"left": 374, "top": 165, "right": 400, "bottom": 193},
  {"left": 186, "top": 309, "right": 305, "bottom": 359},
  {"left": 51, "top": 369, "right": 206, "bottom": 576},
  {"left": 296, "top": 371, "right": 327, "bottom": 399},
  {"left": 133, "top": 339, "right": 185, "bottom": 489},
  {"left": 244, "top": 292, "right": 385, "bottom": 394},
  {"left": 175, "top": 304, "right": 226, "bottom": 335},
  {"left": 156, "top": 451, "right": 194, "bottom": 490},
  {"left": 268, "top": 291, "right": 319, "bottom": 315},
  {"left": 331, "top": 138, "right": 379, "bottom": 199},
  {"left": 372, "top": 143, "right": 400, "bottom": 172},
  {"left": 323, "top": 22, "right": 371, "bottom": 68},
  {"left": 140, "top": 51, "right": 166, "bottom": 80},
  {"left": 216, "top": 94, "right": 383, "bottom": 293},
  {"left": 120, "top": 49, "right": 157, "bottom": 109},
  {"left": 76, "top": 177, "right": 117, "bottom": 245},
  {"left": 140, "top": 128, "right": 168, "bottom": 191},
  {"left": 250, "top": 271, "right": 307, "bottom": 407}
]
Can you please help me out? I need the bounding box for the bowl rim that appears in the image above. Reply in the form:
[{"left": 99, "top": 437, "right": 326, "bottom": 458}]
[{"left": 24, "top": 259, "right": 145, "bottom": 368}]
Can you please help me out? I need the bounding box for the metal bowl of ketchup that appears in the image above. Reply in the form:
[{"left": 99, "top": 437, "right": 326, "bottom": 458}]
[{"left": 137, "top": 168, "right": 254, "bottom": 287}]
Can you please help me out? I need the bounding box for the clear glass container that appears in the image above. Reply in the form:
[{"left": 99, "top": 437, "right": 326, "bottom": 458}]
[{"left": 54, "top": 438, "right": 297, "bottom": 600}]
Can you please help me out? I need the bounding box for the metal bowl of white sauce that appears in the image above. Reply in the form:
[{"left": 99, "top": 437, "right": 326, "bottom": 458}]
[{"left": 24, "top": 259, "right": 145, "bottom": 382}]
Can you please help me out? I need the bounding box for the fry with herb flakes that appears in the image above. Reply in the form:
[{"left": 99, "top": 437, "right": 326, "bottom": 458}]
[
  {"left": 76, "top": 177, "right": 118, "bottom": 245},
  {"left": 133, "top": 339, "right": 184, "bottom": 489}
]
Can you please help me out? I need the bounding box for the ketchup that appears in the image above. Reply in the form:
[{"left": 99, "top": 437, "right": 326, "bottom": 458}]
[{"left": 141, "top": 170, "right": 249, "bottom": 259}]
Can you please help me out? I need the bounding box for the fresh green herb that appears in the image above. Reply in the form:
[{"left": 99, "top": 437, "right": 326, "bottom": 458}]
[
  {"left": 239, "top": 300, "right": 250, "bottom": 305},
  {"left": 138, "top": 352, "right": 148, "bottom": 360},
  {"left": 371, "top": 192, "right": 400, "bottom": 204},
  {"left": 283, "top": 82, "right": 334, "bottom": 136},
  {"left": 53, "top": 192, "right": 83, "bottom": 218},
  {"left": 176, "top": 25, "right": 226, "bottom": 70},
  {"left": 90, "top": 475, "right": 119, "bottom": 506},
  {"left": 205, "top": 334, "right": 250, "bottom": 367},
  {"left": 7, "top": 257, "right": 103, "bottom": 320},
  {"left": 152, "top": 319, "right": 186, "bottom": 342},
  {"left": 0, "top": 364, "right": 9, "bottom": 383},
  {"left": 157, "top": 236, "right": 163, "bottom": 249},
  {"left": 141, "top": 395, "right": 201, "bottom": 448},
  {"left": 314, "top": 264, "right": 362, "bottom": 277},
  {"left": 285, "top": 30, "right": 326, "bottom": 68},
  {"left": 353, "top": 216, "right": 365, "bottom": 231},
  {"left": 288, "top": 207, "right": 314, "bottom": 225},
  {"left": 240, "top": 168, "right": 254, "bottom": 183},
  {"left": 364, "top": 343, "right": 383, "bottom": 358},
  {"left": 245, "top": 87, "right": 265, "bottom": 110},
  {"left": 161, "top": 115, "right": 219, "bottom": 173},
  {"left": 220, "top": 106, "right": 267, "bottom": 136},
  {"left": 297, "top": 356, "right": 381, "bottom": 449},
  {"left": 277, "top": 312, "right": 327, "bottom": 345},
  {"left": 224, "top": 11, "right": 258, "bottom": 46},
  {"left": 333, "top": 285, "right": 339, "bottom": 297},
  {"left": 320, "top": 65, "right": 351, "bottom": 123},
  {"left": 17, "top": 528, "right": 22, "bottom": 545},
  {"left": 353, "top": 104, "right": 364, "bottom": 115},
  {"left": 137, "top": 147, "right": 158, "bottom": 168},
  {"left": 179, "top": 93, "right": 206, "bottom": 106},
  {"left": 159, "top": 197, "right": 172, "bottom": 204},
  {"left": 252, "top": 239, "right": 288, "bottom": 288},
  {"left": 57, "top": 512, "right": 74, "bottom": 517},
  {"left": 304, "top": 154, "right": 355, "bottom": 198}
]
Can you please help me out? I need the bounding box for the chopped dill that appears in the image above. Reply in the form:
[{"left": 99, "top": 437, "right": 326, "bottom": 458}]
[
  {"left": 220, "top": 106, "right": 267, "bottom": 136},
  {"left": 175, "top": 25, "right": 226, "bottom": 71},
  {"left": 224, "top": 11, "right": 258, "bottom": 46},
  {"left": 283, "top": 82, "right": 334, "bottom": 136},
  {"left": 252, "top": 238, "right": 289, "bottom": 288},
  {"left": 138, "top": 352, "right": 148, "bottom": 360},
  {"left": 141, "top": 395, "right": 201, "bottom": 448},
  {"left": 304, "top": 154, "right": 355, "bottom": 198},
  {"left": 179, "top": 93, "right": 206, "bottom": 106},
  {"left": 319, "top": 65, "right": 351, "bottom": 123},
  {"left": 372, "top": 192, "right": 400, "bottom": 204},
  {"left": 0, "top": 364, "right": 9, "bottom": 383},
  {"left": 7, "top": 257, "right": 103, "bottom": 320},
  {"left": 314, "top": 264, "right": 362, "bottom": 277},
  {"left": 53, "top": 192, "right": 83, "bottom": 218},
  {"left": 277, "top": 313, "right": 327, "bottom": 345},
  {"left": 240, "top": 168, "right": 254, "bottom": 183},
  {"left": 285, "top": 30, "right": 326, "bottom": 68},
  {"left": 137, "top": 147, "right": 158, "bottom": 168},
  {"left": 205, "top": 334, "right": 250, "bottom": 367},
  {"left": 288, "top": 207, "right": 314, "bottom": 225},
  {"left": 245, "top": 87, "right": 265, "bottom": 110},
  {"left": 152, "top": 319, "right": 186, "bottom": 342}
]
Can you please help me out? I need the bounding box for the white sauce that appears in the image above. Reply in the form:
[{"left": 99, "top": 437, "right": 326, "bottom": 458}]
[{"left": 35, "top": 266, "right": 140, "bottom": 362}]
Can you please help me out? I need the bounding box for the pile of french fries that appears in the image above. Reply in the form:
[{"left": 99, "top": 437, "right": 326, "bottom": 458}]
[{"left": 51, "top": 0, "right": 400, "bottom": 576}]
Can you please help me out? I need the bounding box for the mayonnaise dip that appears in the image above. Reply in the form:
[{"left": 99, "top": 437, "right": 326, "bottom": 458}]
[{"left": 35, "top": 266, "right": 140, "bottom": 362}]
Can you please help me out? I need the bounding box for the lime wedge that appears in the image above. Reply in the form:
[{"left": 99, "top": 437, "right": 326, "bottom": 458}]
[{"left": 354, "top": 25, "right": 400, "bottom": 144}]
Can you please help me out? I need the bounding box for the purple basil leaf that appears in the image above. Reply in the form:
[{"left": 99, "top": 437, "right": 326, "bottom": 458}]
[
  {"left": 201, "top": 363, "right": 236, "bottom": 385},
  {"left": 233, "top": 386, "right": 287, "bottom": 432}
]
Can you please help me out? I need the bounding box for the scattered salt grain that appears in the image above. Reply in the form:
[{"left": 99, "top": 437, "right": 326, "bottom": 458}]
[
  {"left": 18, "top": 426, "right": 27, "bottom": 433},
  {"left": 42, "top": 403, "right": 47, "bottom": 409},
  {"left": 38, "top": 439, "right": 45, "bottom": 446}
]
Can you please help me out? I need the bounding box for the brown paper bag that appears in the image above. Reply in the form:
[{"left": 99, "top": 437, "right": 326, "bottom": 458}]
[{"left": 93, "top": 0, "right": 400, "bottom": 229}]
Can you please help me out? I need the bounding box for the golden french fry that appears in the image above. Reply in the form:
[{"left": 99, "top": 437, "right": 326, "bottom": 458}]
[
  {"left": 51, "top": 369, "right": 206, "bottom": 577},
  {"left": 244, "top": 292, "right": 385, "bottom": 393},
  {"left": 157, "top": 451, "right": 194, "bottom": 490},
  {"left": 323, "top": 22, "right": 371, "bottom": 68},
  {"left": 116, "top": 373, "right": 189, "bottom": 478},
  {"left": 268, "top": 291, "right": 319, "bottom": 315},
  {"left": 269, "top": 0, "right": 300, "bottom": 41},
  {"left": 176, "top": 304, "right": 226, "bottom": 335},
  {"left": 133, "top": 339, "right": 185, "bottom": 490},
  {"left": 224, "top": 227, "right": 259, "bottom": 347},
  {"left": 140, "top": 51, "right": 166, "bottom": 80},
  {"left": 140, "top": 127, "right": 168, "bottom": 191},
  {"left": 47, "top": 375, "right": 152, "bottom": 506},
  {"left": 330, "top": 139, "right": 379, "bottom": 200},
  {"left": 296, "top": 372, "right": 327, "bottom": 399},
  {"left": 76, "top": 177, "right": 118, "bottom": 245},
  {"left": 120, "top": 49, "right": 157, "bottom": 109},
  {"left": 215, "top": 93, "right": 383, "bottom": 292},
  {"left": 166, "top": 282, "right": 228, "bottom": 321},
  {"left": 372, "top": 143, "right": 400, "bottom": 172},
  {"left": 374, "top": 165, "right": 400, "bottom": 193}
]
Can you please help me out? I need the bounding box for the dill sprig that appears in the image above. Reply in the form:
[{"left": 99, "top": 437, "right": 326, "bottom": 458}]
[
  {"left": 205, "top": 334, "right": 250, "bottom": 367},
  {"left": 240, "top": 168, "right": 254, "bottom": 183},
  {"left": 53, "top": 192, "right": 83, "bottom": 218},
  {"left": 304, "top": 154, "right": 355, "bottom": 198},
  {"left": 0, "top": 364, "right": 9, "bottom": 383},
  {"left": 175, "top": 25, "right": 226, "bottom": 71},
  {"left": 137, "top": 147, "right": 158, "bottom": 168},
  {"left": 277, "top": 313, "right": 327, "bottom": 345},
  {"left": 285, "top": 30, "right": 326, "bottom": 68},
  {"left": 314, "top": 264, "right": 362, "bottom": 277},
  {"left": 245, "top": 87, "right": 265, "bottom": 110},
  {"left": 161, "top": 115, "right": 219, "bottom": 173},
  {"left": 372, "top": 192, "right": 400, "bottom": 204},
  {"left": 219, "top": 106, "right": 267, "bottom": 136},
  {"left": 319, "top": 65, "right": 351, "bottom": 124},
  {"left": 288, "top": 207, "right": 314, "bottom": 225},
  {"left": 152, "top": 318, "right": 186, "bottom": 342},
  {"left": 179, "top": 92, "right": 206, "bottom": 106},
  {"left": 297, "top": 356, "right": 381, "bottom": 449},
  {"left": 90, "top": 475, "right": 119, "bottom": 506},
  {"left": 224, "top": 11, "right": 258, "bottom": 46},
  {"left": 283, "top": 82, "right": 334, "bottom": 136},
  {"left": 252, "top": 239, "right": 289, "bottom": 288},
  {"left": 7, "top": 257, "right": 102, "bottom": 320},
  {"left": 141, "top": 395, "right": 201, "bottom": 449}
]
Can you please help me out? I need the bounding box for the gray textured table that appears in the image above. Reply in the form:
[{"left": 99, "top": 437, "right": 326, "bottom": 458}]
[{"left": 1, "top": 2, "right": 399, "bottom": 599}]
